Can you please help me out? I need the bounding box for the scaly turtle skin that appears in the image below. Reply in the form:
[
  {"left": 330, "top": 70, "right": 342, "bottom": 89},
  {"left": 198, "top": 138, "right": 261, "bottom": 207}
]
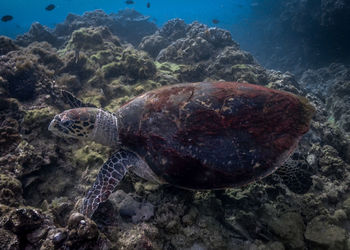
[{"left": 49, "top": 82, "right": 315, "bottom": 217}]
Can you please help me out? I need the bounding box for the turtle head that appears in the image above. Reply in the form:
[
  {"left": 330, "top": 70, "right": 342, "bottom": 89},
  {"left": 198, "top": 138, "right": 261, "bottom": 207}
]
[
  {"left": 49, "top": 107, "right": 119, "bottom": 146},
  {"left": 49, "top": 108, "right": 99, "bottom": 140}
]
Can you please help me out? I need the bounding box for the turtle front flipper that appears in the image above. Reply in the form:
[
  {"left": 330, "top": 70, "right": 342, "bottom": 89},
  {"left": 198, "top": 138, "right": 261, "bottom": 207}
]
[
  {"left": 81, "top": 149, "right": 143, "bottom": 218},
  {"left": 61, "top": 90, "right": 97, "bottom": 108}
]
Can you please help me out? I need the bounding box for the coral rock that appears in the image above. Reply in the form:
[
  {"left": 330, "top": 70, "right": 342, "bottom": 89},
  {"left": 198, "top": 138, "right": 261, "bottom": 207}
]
[
  {"left": 139, "top": 35, "right": 170, "bottom": 58},
  {"left": 67, "top": 26, "right": 121, "bottom": 51},
  {"left": 0, "top": 36, "right": 19, "bottom": 56},
  {"left": 15, "top": 22, "right": 61, "bottom": 47},
  {"left": 319, "top": 145, "right": 345, "bottom": 177},
  {"left": 109, "top": 190, "right": 155, "bottom": 223},
  {"left": 304, "top": 216, "right": 347, "bottom": 250},
  {"left": 0, "top": 228, "right": 20, "bottom": 250},
  {"left": 1, "top": 60, "right": 37, "bottom": 101},
  {"left": 159, "top": 18, "right": 187, "bottom": 41},
  {"left": 65, "top": 212, "right": 109, "bottom": 249},
  {"left": 0, "top": 117, "right": 21, "bottom": 155},
  {"left": 0, "top": 174, "right": 22, "bottom": 207},
  {"left": 264, "top": 212, "right": 305, "bottom": 250},
  {"left": 4, "top": 208, "right": 43, "bottom": 234},
  {"left": 199, "top": 27, "right": 236, "bottom": 48},
  {"left": 117, "top": 223, "right": 159, "bottom": 250},
  {"left": 53, "top": 9, "right": 156, "bottom": 47},
  {"left": 109, "top": 9, "right": 157, "bottom": 46},
  {"left": 26, "top": 226, "right": 49, "bottom": 244},
  {"left": 67, "top": 212, "right": 85, "bottom": 229},
  {"left": 157, "top": 36, "right": 214, "bottom": 63},
  {"left": 342, "top": 198, "right": 350, "bottom": 216}
]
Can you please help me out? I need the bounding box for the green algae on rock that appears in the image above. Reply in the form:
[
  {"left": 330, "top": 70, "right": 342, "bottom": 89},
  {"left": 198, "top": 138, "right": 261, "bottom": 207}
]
[
  {"left": 56, "top": 25, "right": 159, "bottom": 114},
  {"left": 80, "top": 90, "right": 106, "bottom": 108},
  {"left": 56, "top": 74, "right": 82, "bottom": 93},
  {"left": 73, "top": 143, "right": 109, "bottom": 169},
  {"left": 0, "top": 174, "right": 23, "bottom": 207},
  {"left": 23, "top": 107, "right": 57, "bottom": 128},
  {"left": 66, "top": 26, "right": 121, "bottom": 51},
  {"left": 319, "top": 145, "right": 346, "bottom": 177},
  {"left": 155, "top": 61, "right": 183, "bottom": 74},
  {"left": 0, "top": 116, "right": 21, "bottom": 155}
]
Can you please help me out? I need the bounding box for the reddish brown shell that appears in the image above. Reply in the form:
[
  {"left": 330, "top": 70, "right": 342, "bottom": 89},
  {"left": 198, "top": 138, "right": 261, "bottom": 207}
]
[{"left": 117, "top": 82, "right": 314, "bottom": 189}]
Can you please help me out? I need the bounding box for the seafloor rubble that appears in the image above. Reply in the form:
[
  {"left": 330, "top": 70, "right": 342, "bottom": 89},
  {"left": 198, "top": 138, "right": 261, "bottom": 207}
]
[{"left": 0, "top": 9, "right": 350, "bottom": 250}]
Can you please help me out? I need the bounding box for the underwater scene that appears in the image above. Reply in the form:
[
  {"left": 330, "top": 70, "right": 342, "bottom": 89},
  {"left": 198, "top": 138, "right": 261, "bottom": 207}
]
[{"left": 0, "top": 0, "right": 350, "bottom": 249}]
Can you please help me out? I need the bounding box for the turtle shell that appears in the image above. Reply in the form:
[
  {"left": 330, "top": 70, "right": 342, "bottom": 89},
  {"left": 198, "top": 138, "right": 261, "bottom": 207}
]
[{"left": 117, "top": 82, "right": 314, "bottom": 189}]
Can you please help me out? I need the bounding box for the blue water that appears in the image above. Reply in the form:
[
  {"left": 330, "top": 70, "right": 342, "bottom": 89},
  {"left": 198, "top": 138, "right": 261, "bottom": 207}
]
[{"left": 0, "top": 0, "right": 254, "bottom": 39}]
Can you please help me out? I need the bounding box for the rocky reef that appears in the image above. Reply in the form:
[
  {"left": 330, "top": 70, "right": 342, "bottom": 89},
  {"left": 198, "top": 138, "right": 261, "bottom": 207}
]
[
  {"left": 0, "top": 10, "right": 350, "bottom": 249},
  {"left": 300, "top": 63, "right": 350, "bottom": 152},
  {"left": 15, "top": 9, "right": 157, "bottom": 49}
]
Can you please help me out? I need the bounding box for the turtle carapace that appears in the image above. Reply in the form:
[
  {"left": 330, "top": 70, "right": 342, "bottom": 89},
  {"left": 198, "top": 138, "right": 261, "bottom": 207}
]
[{"left": 49, "top": 82, "right": 315, "bottom": 218}]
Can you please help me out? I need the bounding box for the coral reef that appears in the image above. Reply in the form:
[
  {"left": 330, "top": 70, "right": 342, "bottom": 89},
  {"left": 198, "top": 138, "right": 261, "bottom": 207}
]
[
  {"left": 15, "top": 9, "right": 157, "bottom": 49},
  {"left": 109, "top": 9, "right": 157, "bottom": 46},
  {"left": 140, "top": 18, "right": 269, "bottom": 85},
  {"left": 0, "top": 36, "right": 18, "bottom": 56},
  {"left": 0, "top": 99, "right": 21, "bottom": 155},
  {"left": 16, "top": 22, "right": 62, "bottom": 48},
  {"left": 141, "top": 18, "right": 237, "bottom": 64},
  {"left": 0, "top": 41, "right": 61, "bottom": 101},
  {"left": 300, "top": 63, "right": 350, "bottom": 133},
  {"left": 0, "top": 13, "right": 349, "bottom": 250}
]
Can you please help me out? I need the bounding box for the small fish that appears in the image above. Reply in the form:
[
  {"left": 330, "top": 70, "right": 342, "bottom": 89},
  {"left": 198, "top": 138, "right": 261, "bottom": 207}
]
[
  {"left": 125, "top": 0, "right": 134, "bottom": 4},
  {"left": 1, "top": 15, "right": 13, "bottom": 22},
  {"left": 212, "top": 19, "right": 219, "bottom": 24},
  {"left": 45, "top": 4, "right": 56, "bottom": 11},
  {"left": 147, "top": 2, "right": 150, "bottom": 8}
]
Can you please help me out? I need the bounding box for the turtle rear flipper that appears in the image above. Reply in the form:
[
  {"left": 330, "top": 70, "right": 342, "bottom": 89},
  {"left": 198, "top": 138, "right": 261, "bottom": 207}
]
[
  {"left": 81, "top": 149, "right": 146, "bottom": 218},
  {"left": 274, "top": 154, "right": 313, "bottom": 194},
  {"left": 61, "top": 90, "right": 97, "bottom": 108}
]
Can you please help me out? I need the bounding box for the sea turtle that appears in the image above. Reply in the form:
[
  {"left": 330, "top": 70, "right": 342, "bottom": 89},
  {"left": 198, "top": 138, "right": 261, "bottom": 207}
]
[{"left": 49, "top": 81, "right": 315, "bottom": 218}]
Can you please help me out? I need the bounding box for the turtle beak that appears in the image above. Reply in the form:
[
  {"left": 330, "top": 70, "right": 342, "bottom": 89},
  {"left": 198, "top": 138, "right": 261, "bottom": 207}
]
[{"left": 48, "top": 115, "right": 60, "bottom": 133}]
